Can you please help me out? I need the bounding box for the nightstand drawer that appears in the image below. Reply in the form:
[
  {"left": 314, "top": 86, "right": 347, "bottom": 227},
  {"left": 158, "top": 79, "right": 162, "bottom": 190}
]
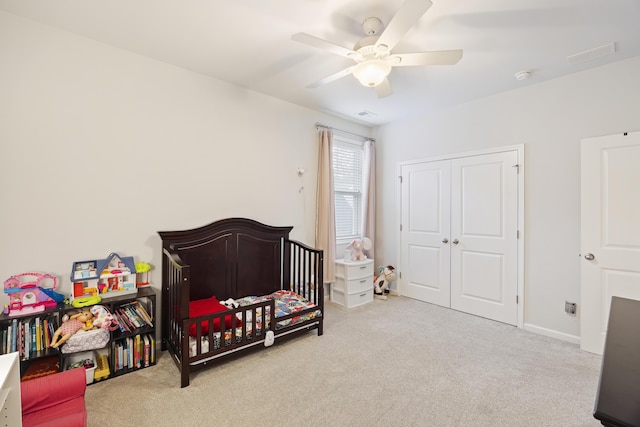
[
  {"left": 331, "top": 287, "right": 373, "bottom": 308},
  {"left": 346, "top": 289, "right": 373, "bottom": 308},
  {"left": 346, "top": 276, "right": 372, "bottom": 294},
  {"left": 335, "top": 260, "right": 373, "bottom": 281}
]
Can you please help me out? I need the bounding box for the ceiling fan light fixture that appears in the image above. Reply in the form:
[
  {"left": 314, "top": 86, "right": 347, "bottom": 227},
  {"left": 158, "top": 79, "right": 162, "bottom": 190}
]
[{"left": 352, "top": 59, "right": 391, "bottom": 87}]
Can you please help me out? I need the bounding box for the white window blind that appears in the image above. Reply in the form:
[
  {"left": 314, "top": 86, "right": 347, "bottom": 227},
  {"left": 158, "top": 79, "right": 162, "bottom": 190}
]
[{"left": 332, "top": 137, "right": 363, "bottom": 241}]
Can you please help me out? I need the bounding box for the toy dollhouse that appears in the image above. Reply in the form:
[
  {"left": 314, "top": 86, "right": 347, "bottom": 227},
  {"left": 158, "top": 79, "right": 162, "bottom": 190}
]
[
  {"left": 70, "top": 253, "right": 137, "bottom": 301},
  {"left": 3, "top": 273, "right": 63, "bottom": 317}
]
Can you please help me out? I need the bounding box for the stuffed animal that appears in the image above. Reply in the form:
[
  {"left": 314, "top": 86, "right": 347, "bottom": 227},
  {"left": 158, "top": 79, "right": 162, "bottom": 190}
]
[
  {"left": 90, "top": 305, "right": 120, "bottom": 331},
  {"left": 346, "top": 237, "right": 372, "bottom": 261},
  {"left": 221, "top": 298, "right": 239, "bottom": 309},
  {"left": 50, "top": 309, "right": 95, "bottom": 348},
  {"left": 374, "top": 265, "right": 396, "bottom": 300}
]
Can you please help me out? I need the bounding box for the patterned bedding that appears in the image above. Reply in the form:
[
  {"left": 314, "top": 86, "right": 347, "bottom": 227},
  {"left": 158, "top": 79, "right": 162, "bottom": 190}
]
[{"left": 189, "top": 290, "right": 321, "bottom": 357}]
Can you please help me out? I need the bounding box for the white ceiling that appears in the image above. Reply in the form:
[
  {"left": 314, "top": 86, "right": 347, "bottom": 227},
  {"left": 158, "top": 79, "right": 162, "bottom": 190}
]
[{"left": 1, "top": 0, "right": 639, "bottom": 126}]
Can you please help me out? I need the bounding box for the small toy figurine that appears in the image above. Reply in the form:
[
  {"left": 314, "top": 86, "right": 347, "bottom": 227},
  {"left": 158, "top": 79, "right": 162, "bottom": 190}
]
[
  {"left": 374, "top": 265, "right": 397, "bottom": 300},
  {"left": 50, "top": 309, "right": 95, "bottom": 348},
  {"left": 346, "top": 237, "right": 372, "bottom": 261}
]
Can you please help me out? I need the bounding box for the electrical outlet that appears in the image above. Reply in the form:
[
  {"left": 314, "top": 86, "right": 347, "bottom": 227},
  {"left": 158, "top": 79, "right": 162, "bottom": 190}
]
[{"left": 565, "top": 301, "right": 577, "bottom": 315}]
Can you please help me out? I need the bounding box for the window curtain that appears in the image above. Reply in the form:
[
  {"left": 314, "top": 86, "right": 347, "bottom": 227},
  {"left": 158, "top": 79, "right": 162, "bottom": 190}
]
[
  {"left": 362, "top": 139, "right": 376, "bottom": 260},
  {"left": 316, "top": 129, "right": 336, "bottom": 283}
]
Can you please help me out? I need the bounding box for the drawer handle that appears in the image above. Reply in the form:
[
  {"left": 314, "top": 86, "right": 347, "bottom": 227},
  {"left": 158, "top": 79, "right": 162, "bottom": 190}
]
[
  {"left": 360, "top": 279, "right": 367, "bottom": 283},
  {"left": 360, "top": 266, "right": 367, "bottom": 269},
  {"left": 360, "top": 293, "right": 366, "bottom": 297}
]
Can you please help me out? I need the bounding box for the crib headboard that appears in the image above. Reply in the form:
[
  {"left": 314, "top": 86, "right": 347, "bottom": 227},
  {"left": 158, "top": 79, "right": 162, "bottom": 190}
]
[{"left": 158, "top": 218, "right": 293, "bottom": 301}]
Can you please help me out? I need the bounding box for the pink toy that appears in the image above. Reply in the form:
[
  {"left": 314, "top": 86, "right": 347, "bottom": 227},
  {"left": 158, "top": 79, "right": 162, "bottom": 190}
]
[
  {"left": 3, "top": 272, "right": 61, "bottom": 316},
  {"left": 346, "top": 237, "right": 372, "bottom": 261}
]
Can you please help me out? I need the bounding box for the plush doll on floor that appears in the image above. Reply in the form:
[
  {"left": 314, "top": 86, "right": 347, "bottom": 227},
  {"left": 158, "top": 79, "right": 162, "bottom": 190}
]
[{"left": 374, "top": 265, "right": 397, "bottom": 300}]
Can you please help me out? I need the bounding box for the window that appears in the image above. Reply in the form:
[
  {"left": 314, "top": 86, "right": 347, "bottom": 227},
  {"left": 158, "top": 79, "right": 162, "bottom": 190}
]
[{"left": 332, "top": 136, "right": 364, "bottom": 241}]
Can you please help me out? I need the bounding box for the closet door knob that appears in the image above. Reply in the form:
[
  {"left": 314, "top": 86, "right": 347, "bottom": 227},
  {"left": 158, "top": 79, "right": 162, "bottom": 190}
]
[
  {"left": 452, "top": 239, "right": 459, "bottom": 245},
  {"left": 584, "top": 253, "right": 595, "bottom": 261},
  {"left": 442, "top": 238, "right": 449, "bottom": 244}
]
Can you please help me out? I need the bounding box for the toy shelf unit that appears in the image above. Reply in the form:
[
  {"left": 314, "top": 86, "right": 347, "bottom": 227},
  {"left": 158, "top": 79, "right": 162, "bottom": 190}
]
[
  {"left": 71, "top": 252, "right": 140, "bottom": 302},
  {"left": 1, "top": 271, "right": 66, "bottom": 379},
  {"left": 109, "top": 287, "right": 156, "bottom": 378},
  {"left": 59, "top": 287, "right": 156, "bottom": 384},
  {"left": 0, "top": 303, "right": 63, "bottom": 379}
]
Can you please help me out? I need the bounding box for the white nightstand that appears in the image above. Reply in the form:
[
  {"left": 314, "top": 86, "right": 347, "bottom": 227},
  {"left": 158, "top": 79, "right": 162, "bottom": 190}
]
[{"left": 331, "top": 259, "right": 374, "bottom": 308}]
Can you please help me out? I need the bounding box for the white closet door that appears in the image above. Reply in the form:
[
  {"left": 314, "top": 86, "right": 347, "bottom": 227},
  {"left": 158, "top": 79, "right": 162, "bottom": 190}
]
[
  {"left": 400, "top": 160, "right": 451, "bottom": 307},
  {"left": 581, "top": 131, "right": 640, "bottom": 354},
  {"left": 449, "top": 151, "right": 519, "bottom": 325}
]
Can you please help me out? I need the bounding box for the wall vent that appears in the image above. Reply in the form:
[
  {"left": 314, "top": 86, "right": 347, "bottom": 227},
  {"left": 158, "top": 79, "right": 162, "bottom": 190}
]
[
  {"left": 356, "top": 110, "right": 378, "bottom": 118},
  {"left": 567, "top": 42, "right": 616, "bottom": 65}
]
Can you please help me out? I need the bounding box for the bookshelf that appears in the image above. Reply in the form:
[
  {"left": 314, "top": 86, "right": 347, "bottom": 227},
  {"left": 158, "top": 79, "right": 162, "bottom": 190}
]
[
  {"left": 0, "top": 301, "right": 64, "bottom": 378},
  {"left": 0, "top": 287, "right": 156, "bottom": 383}
]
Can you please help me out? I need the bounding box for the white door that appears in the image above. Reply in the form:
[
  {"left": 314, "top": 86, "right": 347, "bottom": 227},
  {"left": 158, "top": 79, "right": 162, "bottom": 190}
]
[
  {"left": 400, "top": 160, "right": 451, "bottom": 307},
  {"left": 450, "top": 152, "right": 519, "bottom": 324},
  {"left": 581, "top": 131, "right": 640, "bottom": 354},
  {"left": 400, "top": 150, "right": 519, "bottom": 325}
]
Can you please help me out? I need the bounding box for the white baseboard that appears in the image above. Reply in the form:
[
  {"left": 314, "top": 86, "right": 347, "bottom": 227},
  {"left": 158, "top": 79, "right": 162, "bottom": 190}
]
[{"left": 524, "top": 323, "right": 580, "bottom": 345}]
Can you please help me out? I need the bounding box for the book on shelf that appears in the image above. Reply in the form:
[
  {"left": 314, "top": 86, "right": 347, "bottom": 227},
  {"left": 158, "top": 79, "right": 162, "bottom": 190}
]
[
  {"left": 35, "top": 317, "right": 42, "bottom": 351},
  {"left": 134, "top": 334, "right": 141, "bottom": 368},
  {"left": 112, "top": 310, "right": 130, "bottom": 333},
  {"left": 117, "top": 309, "right": 136, "bottom": 331},
  {"left": 149, "top": 334, "right": 155, "bottom": 364},
  {"left": 136, "top": 302, "right": 154, "bottom": 327},
  {"left": 127, "top": 337, "right": 133, "bottom": 368},
  {"left": 143, "top": 334, "right": 150, "bottom": 367},
  {"left": 10, "top": 319, "right": 17, "bottom": 353},
  {"left": 21, "top": 356, "right": 60, "bottom": 382}
]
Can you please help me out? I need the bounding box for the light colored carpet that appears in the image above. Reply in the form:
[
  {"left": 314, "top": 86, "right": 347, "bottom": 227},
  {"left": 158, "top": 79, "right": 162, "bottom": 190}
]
[{"left": 85, "top": 296, "right": 602, "bottom": 426}]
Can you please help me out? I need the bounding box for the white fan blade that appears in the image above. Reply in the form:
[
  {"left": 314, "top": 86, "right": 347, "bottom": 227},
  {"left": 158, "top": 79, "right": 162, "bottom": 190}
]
[
  {"left": 375, "top": 78, "right": 393, "bottom": 98},
  {"left": 376, "top": 0, "right": 433, "bottom": 51},
  {"left": 391, "top": 49, "right": 463, "bottom": 66},
  {"left": 307, "top": 66, "right": 356, "bottom": 88},
  {"left": 292, "top": 33, "right": 358, "bottom": 59}
]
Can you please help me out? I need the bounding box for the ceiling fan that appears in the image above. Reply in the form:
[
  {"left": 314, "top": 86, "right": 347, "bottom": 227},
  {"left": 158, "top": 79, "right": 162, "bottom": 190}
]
[{"left": 291, "top": 0, "right": 463, "bottom": 98}]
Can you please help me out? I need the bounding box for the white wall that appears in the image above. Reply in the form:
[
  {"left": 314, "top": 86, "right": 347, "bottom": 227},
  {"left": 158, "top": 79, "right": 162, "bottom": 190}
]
[
  {"left": 374, "top": 55, "right": 640, "bottom": 342},
  {"left": 0, "top": 11, "right": 371, "bottom": 305}
]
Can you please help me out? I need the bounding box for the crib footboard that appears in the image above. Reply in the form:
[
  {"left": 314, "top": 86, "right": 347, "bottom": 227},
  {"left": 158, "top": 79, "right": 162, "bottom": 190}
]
[
  {"left": 284, "top": 239, "right": 324, "bottom": 335},
  {"left": 161, "top": 248, "right": 191, "bottom": 385},
  {"left": 184, "top": 298, "right": 275, "bottom": 387}
]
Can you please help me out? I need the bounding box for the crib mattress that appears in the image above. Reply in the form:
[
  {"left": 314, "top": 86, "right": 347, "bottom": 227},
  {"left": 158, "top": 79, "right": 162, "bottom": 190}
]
[{"left": 189, "top": 290, "right": 321, "bottom": 357}]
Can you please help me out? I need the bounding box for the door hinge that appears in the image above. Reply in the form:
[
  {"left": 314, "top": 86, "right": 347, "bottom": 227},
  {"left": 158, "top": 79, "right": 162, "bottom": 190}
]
[
  {"left": 398, "top": 175, "right": 403, "bottom": 183},
  {"left": 399, "top": 271, "right": 402, "bottom": 279},
  {"left": 517, "top": 230, "right": 520, "bottom": 239},
  {"left": 513, "top": 164, "right": 520, "bottom": 174},
  {"left": 400, "top": 224, "right": 403, "bottom": 231},
  {"left": 516, "top": 295, "right": 519, "bottom": 304}
]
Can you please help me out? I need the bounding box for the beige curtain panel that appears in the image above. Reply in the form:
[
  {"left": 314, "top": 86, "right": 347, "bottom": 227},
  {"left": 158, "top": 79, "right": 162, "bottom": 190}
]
[
  {"left": 316, "top": 129, "right": 336, "bottom": 283},
  {"left": 362, "top": 139, "right": 375, "bottom": 260}
]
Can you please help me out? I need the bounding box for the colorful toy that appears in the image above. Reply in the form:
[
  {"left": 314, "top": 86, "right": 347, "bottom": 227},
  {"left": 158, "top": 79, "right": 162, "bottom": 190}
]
[
  {"left": 374, "top": 265, "right": 397, "bottom": 300},
  {"left": 71, "top": 295, "right": 101, "bottom": 308},
  {"left": 346, "top": 237, "right": 372, "bottom": 261},
  {"left": 94, "top": 354, "right": 110, "bottom": 381},
  {"left": 90, "top": 305, "right": 119, "bottom": 331},
  {"left": 3, "top": 272, "right": 64, "bottom": 316},
  {"left": 70, "top": 253, "right": 138, "bottom": 301},
  {"left": 50, "top": 309, "right": 95, "bottom": 348},
  {"left": 134, "top": 262, "right": 152, "bottom": 287}
]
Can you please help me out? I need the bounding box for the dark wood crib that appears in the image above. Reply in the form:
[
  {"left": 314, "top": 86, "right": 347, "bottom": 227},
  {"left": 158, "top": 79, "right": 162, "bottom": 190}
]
[{"left": 159, "top": 218, "right": 324, "bottom": 387}]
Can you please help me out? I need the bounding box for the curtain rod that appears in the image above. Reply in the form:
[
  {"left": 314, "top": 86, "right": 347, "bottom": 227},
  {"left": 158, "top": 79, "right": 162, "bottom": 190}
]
[{"left": 315, "top": 122, "right": 375, "bottom": 143}]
